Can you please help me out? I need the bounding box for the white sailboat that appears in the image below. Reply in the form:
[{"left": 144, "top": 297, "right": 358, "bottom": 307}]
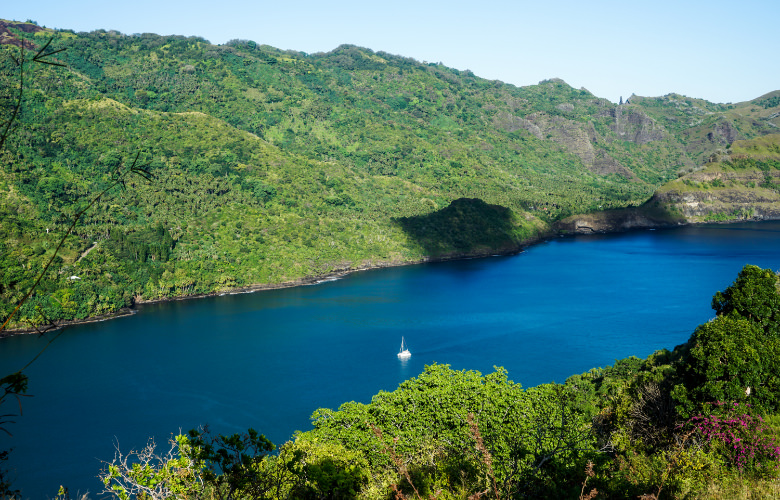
[{"left": 397, "top": 336, "right": 411, "bottom": 359}]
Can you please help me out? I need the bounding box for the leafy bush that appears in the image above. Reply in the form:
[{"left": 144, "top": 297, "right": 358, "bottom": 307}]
[
  {"left": 305, "top": 364, "right": 597, "bottom": 498},
  {"left": 281, "top": 436, "right": 370, "bottom": 500}
]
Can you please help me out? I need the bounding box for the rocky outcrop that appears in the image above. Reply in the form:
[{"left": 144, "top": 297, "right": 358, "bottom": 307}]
[
  {"left": 605, "top": 106, "right": 666, "bottom": 144},
  {"left": 652, "top": 170, "right": 780, "bottom": 221},
  {"left": 556, "top": 207, "right": 680, "bottom": 234},
  {"left": 520, "top": 112, "right": 636, "bottom": 178},
  {"left": 527, "top": 112, "right": 595, "bottom": 161},
  {"left": 654, "top": 189, "right": 780, "bottom": 220},
  {"left": 592, "top": 150, "right": 629, "bottom": 176},
  {"left": 0, "top": 20, "right": 44, "bottom": 49},
  {"left": 493, "top": 112, "right": 543, "bottom": 139},
  {"left": 557, "top": 166, "right": 780, "bottom": 231},
  {"left": 707, "top": 120, "right": 739, "bottom": 145}
]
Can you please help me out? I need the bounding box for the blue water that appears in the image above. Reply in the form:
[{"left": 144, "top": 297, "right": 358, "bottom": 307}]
[{"left": 2, "top": 221, "right": 780, "bottom": 498}]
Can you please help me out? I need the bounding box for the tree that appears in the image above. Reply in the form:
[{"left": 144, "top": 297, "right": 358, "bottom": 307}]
[
  {"left": 711, "top": 264, "right": 780, "bottom": 336},
  {"left": 673, "top": 265, "right": 780, "bottom": 416},
  {"left": 185, "top": 427, "right": 276, "bottom": 500},
  {"left": 307, "top": 364, "right": 596, "bottom": 498},
  {"left": 0, "top": 34, "right": 66, "bottom": 152},
  {"left": 673, "top": 315, "right": 780, "bottom": 416},
  {"left": 281, "top": 435, "right": 369, "bottom": 499},
  {"left": 99, "top": 428, "right": 292, "bottom": 500},
  {"left": 99, "top": 434, "right": 203, "bottom": 500}
]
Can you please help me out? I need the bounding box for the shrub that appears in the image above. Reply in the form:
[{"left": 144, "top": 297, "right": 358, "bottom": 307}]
[
  {"left": 712, "top": 264, "right": 780, "bottom": 336},
  {"left": 689, "top": 401, "right": 780, "bottom": 477},
  {"left": 282, "top": 436, "right": 370, "bottom": 499}
]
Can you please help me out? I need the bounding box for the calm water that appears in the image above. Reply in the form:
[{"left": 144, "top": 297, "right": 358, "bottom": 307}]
[{"left": 3, "top": 221, "right": 780, "bottom": 498}]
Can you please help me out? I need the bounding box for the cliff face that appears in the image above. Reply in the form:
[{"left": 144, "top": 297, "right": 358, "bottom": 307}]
[
  {"left": 628, "top": 93, "right": 780, "bottom": 167},
  {"left": 499, "top": 103, "right": 673, "bottom": 179},
  {"left": 556, "top": 207, "right": 680, "bottom": 234},
  {"left": 652, "top": 170, "right": 780, "bottom": 221},
  {"left": 605, "top": 105, "right": 667, "bottom": 145},
  {"left": 558, "top": 141, "right": 780, "bottom": 234},
  {"left": 649, "top": 133, "right": 780, "bottom": 223},
  {"left": 520, "top": 112, "right": 638, "bottom": 177},
  {"left": 558, "top": 169, "right": 780, "bottom": 235},
  {"left": 0, "top": 20, "right": 44, "bottom": 48}
]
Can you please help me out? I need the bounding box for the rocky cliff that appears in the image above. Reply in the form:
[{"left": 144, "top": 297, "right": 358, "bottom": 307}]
[
  {"left": 556, "top": 206, "right": 681, "bottom": 234},
  {"left": 558, "top": 135, "right": 780, "bottom": 234},
  {"left": 652, "top": 171, "right": 780, "bottom": 222}
]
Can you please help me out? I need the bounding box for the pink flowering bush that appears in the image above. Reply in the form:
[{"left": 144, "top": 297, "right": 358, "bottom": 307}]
[{"left": 689, "top": 401, "right": 780, "bottom": 475}]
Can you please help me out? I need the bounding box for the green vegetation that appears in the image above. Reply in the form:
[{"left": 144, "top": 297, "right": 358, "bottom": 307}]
[
  {"left": 728, "top": 134, "right": 780, "bottom": 162},
  {"left": 1, "top": 21, "right": 779, "bottom": 328},
  {"left": 93, "top": 265, "right": 780, "bottom": 499},
  {"left": 627, "top": 94, "right": 780, "bottom": 168},
  {"left": 394, "top": 198, "right": 543, "bottom": 256},
  {"left": 754, "top": 92, "right": 780, "bottom": 110},
  {"left": 3, "top": 19, "right": 780, "bottom": 499}
]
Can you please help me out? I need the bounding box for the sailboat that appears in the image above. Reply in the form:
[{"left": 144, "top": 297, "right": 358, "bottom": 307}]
[{"left": 397, "top": 336, "right": 411, "bottom": 359}]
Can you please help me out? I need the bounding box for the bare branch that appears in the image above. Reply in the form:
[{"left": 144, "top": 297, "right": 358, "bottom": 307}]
[{"left": 99, "top": 435, "right": 203, "bottom": 500}]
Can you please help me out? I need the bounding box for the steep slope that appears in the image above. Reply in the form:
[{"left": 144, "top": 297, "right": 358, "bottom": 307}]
[{"left": 557, "top": 135, "right": 780, "bottom": 233}]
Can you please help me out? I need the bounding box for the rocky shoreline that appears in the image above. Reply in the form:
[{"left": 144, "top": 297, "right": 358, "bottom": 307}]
[
  {"left": 555, "top": 207, "right": 682, "bottom": 234},
  {"left": 0, "top": 308, "right": 137, "bottom": 338}
]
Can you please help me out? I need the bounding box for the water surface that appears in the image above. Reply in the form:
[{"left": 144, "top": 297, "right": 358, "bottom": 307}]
[{"left": 2, "top": 221, "right": 780, "bottom": 498}]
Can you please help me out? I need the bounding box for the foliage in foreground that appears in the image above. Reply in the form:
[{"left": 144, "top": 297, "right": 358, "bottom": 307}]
[{"left": 95, "top": 266, "right": 780, "bottom": 499}]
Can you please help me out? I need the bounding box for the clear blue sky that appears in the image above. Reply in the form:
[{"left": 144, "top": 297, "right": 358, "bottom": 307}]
[{"left": 5, "top": 0, "right": 779, "bottom": 104}]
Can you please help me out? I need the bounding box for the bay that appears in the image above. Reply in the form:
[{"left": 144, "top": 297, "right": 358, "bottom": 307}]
[{"left": 2, "top": 221, "right": 780, "bottom": 498}]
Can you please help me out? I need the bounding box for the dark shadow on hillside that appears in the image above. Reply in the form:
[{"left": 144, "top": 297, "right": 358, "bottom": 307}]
[{"left": 393, "top": 198, "right": 523, "bottom": 257}]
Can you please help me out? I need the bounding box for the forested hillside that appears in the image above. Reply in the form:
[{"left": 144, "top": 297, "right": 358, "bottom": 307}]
[{"left": 1, "top": 20, "right": 779, "bottom": 328}]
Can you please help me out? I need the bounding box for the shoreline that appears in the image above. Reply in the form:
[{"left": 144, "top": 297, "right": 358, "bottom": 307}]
[
  {"left": 3, "top": 214, "right": 773, "bottom": 338},
  {"left": 0, "top": 234, "right": 545, "bottom": 338},
  {"left": 0, "top": 308, "right": 137, "bottom": 338}
]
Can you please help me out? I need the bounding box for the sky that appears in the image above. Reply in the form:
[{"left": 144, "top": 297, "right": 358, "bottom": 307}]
[{"left": 4, "top": 0, "right": 779, "bottom": 104}]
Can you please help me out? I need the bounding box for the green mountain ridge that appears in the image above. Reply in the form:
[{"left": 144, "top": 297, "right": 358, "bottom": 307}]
[{"left": 1, "top": 20, "right": 779, "bottom": 328}]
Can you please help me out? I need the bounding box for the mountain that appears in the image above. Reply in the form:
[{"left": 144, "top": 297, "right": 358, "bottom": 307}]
[{"left": 1, "top": 20, "right": 779, "bottom": 329}]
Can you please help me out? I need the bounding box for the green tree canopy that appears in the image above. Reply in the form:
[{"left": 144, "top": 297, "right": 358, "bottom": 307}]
[
  {"left": 673, "top": 315, "right": 780, "bottom": 416},
  {"left": 712, "top": 264, "right": 780, "bottom": 335},
  {"left": 712, "top": 265, "right": 780, "bottom": 335},
  {"left": 674, "top": 265, "right": 780, "bottom": 417}
]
